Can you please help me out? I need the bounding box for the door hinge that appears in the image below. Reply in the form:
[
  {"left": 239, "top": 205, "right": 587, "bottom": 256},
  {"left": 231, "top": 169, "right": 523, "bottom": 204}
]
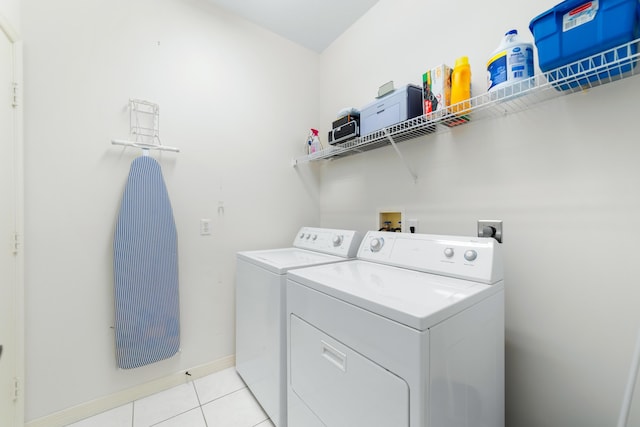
[
  {"left": 12, "top": 377, "right": 19, "bottom": 401},
  {"left": 12, "top": 232, "right": 20, "bottom": 255},
  {"left": 11, "top": 82, "right": 19, "bottom": 108}
]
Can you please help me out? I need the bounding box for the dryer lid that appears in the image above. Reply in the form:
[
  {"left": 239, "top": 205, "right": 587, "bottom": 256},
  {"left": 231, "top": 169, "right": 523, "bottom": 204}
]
[{"left": 287, "top": 260, "right": 503, "bottom": 330}]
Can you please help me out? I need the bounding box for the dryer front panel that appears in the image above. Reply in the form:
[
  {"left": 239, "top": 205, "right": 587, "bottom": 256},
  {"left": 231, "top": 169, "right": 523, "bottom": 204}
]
[{"left": 289, "top": 314, "right": 409, "bottom": 426}]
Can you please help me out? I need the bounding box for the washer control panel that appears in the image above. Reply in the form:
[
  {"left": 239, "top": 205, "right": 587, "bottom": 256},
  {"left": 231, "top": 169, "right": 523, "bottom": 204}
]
[
  {"left": 357, "top": 231, "right": 503, "bottom": 284},
  {"left": 294, "top": 227, "right": 363, "bottom": 258}
]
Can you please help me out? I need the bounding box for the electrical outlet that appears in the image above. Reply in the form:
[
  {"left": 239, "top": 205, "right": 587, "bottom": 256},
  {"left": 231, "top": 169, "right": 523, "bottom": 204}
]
[
  {"left": 406, "top": 219, "right": 418, "bottom": 233},
  {"left": 477, "top": 220, "right": 502, "bottom": 243},
  {"left": 200, "top": 219, "right": 211, "bottom": 236}
]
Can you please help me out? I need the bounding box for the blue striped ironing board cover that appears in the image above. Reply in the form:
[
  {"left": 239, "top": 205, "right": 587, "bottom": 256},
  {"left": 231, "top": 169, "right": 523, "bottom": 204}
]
[{"left": 114, "top": 155, "right": 180, "bottom": 369}]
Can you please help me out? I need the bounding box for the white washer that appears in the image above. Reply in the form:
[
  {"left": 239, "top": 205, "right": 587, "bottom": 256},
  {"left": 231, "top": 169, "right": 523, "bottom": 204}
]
[
  {"left": 286, "top": 231, "right": 504, "bottom": 427},
  {"left": 236, "top": 227, "right": 363, "bottom": 427}
]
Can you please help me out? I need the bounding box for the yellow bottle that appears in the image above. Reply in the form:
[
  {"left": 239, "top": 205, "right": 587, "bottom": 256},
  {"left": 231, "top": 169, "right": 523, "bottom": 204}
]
[{"left": 451, "top": 56, "right": 471, "bottom": 117}]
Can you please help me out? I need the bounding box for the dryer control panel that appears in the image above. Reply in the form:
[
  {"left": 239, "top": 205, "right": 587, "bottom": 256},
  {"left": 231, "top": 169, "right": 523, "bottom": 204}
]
[
  {"left": 293, "top": 227, "right": 363, "bottom": 258},
  {"left": 357, "top": 231, "right": 503, "bottom": 284}
]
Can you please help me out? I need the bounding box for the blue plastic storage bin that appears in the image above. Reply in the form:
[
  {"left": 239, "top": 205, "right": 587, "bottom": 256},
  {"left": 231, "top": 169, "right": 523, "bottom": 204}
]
[{"left": 529, "top": 0, "right": 640, "bottom": 90}]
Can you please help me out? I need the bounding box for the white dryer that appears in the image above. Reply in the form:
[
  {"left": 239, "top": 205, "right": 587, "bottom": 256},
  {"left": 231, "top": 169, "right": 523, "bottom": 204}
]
[
  {"left": 286, "top": 231, "right": 504, "bottom": 427},
  {"left": 236, "top": 227, "right": 362, "bottom": 427}
]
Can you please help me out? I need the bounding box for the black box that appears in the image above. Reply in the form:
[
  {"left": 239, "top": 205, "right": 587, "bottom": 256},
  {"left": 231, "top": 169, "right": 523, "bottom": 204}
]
[{"left": 328, "top": 118, "right": 360, "bottom": 145}]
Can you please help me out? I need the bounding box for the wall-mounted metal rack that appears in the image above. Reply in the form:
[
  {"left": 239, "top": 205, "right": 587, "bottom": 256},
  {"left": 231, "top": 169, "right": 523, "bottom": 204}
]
[
  {"left": 111, "top": 99, "right": 180, "bottom": 154},
  {"left": 292, "top": 38, "right": 640, "bottom": 173}
]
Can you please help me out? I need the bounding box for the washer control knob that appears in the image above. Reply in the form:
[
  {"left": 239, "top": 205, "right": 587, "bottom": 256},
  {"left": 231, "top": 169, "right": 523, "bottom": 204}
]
[
  {"left": 299, "top": 232, "right": 305, "bottom": 239},
  {"left": 305, "top": 233, "right": 311, "bottom": 239},
  {"left": 444, "top": 248, "right": 454, "bottom": 258},
  {"left": 464, "top": 250, "right": 478, "bottom": 262},
  {"left": 370, "top": 237, "right": 384, "bottom": 252},
  {"left": 312, "top": 234, "right": 318, "bottom": 241},
  {"left": 332, "top": 235, "right": 343, "bottom": 246}
]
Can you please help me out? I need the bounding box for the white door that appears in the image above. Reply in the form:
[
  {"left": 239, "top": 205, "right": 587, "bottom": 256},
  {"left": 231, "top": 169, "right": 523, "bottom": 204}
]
[{"left": 0, "top": 23, "right": 19, "bottom": 427}]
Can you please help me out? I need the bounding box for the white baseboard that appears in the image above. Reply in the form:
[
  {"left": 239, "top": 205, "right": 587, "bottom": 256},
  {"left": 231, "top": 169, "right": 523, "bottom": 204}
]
[{"left": 26, "top": 355, "right": 235, "bottom": 427}]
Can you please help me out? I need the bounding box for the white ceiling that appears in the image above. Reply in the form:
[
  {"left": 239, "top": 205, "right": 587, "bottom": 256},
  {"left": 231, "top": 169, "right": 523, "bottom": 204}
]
[{"left": 206, "top": 0, "right": 380, "bottom": 52}]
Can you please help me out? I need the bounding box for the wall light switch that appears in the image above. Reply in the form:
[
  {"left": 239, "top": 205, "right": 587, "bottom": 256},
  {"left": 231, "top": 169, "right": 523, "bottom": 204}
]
[{"left": 200, "top": 219, "right": 211, "bottom": 236}]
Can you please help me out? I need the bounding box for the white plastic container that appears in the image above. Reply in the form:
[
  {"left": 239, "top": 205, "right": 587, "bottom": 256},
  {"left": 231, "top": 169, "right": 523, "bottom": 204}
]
[{"left": 487, "top": 29, "right": 534, "bottom": 92}]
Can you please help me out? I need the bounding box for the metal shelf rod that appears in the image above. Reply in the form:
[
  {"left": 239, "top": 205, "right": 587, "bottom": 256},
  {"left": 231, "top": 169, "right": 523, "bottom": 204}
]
[{"left": 111, "top": 139, "right": 180, "bottom": 153}]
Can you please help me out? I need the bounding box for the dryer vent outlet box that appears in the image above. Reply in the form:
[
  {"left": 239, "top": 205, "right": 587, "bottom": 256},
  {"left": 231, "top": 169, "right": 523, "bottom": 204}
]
[{"left": 378, "top": 211, "right": 403, "bottom": 232}]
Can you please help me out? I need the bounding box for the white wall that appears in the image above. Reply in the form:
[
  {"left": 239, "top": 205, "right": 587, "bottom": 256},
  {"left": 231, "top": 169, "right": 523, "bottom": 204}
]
[
  {"left": 0, "top": 0, "right": 20, "bottom": 33},
  {"left": 21, "top": 0, "right": 320, "bottom": 421},
  {"left": 318, "top": 0, "right": 640, "bottom": 426}
]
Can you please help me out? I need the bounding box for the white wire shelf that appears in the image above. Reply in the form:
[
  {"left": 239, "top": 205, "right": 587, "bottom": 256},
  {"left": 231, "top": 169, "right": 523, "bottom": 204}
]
[{"left": 293, "top": 37, "right": 640, "bottom": 165}]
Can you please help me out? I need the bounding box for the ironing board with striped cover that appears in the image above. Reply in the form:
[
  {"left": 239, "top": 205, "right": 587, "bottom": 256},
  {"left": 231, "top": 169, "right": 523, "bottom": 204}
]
[{"left": 113, "top": 155, "right": 180, "bottom": 369}]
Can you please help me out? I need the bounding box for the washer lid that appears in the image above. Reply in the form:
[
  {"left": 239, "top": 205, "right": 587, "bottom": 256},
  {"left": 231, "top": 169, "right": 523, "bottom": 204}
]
[
  {"left": 287, "top": 260, "right": 503, "bottom": 330},
  {"left": 237, "top": 248, "right": 346, "bottom": 274}
]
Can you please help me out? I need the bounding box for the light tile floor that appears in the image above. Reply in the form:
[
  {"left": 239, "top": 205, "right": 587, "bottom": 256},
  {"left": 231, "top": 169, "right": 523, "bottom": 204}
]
[{"left": 66, "top": 367, "right": 274, "bottom": 427}]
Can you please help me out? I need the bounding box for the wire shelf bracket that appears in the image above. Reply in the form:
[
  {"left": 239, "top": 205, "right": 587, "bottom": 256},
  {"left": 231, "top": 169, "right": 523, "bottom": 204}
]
[
  {"left": 384, "top": 128, "right": 418, "bottom": 183},
  {"left": 111, "top": 99, "right": 180, "bottom": 154}
]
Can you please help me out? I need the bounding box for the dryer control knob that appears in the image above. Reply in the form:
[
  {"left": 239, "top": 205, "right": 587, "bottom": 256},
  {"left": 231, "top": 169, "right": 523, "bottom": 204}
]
[
  {"left": 332, "top": 235, "right": 343, "bottom": 246},
  {"left": 464, "top": 250, "right": 478, "bottom": 261},
  {"left": 370, "top": 237, "right": 384, "bottom": 252},
  {"left": 305, "top": 234, "right": 311, "bottom": 239},
  {"left": 312, "top": 234, "right": 318, "bottom": 241},
  {"left": 299, "top": 232, "right": 305, "bottom": 239},
  {"left": 444, "top": 248, "right": 454, "bottom": 258}
]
